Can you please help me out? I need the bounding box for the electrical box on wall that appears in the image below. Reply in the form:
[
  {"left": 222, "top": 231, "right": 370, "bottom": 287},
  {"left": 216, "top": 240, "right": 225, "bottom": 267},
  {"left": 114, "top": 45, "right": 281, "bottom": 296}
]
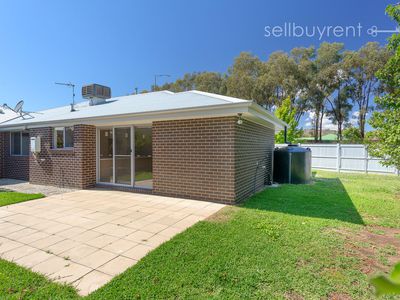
[{"left": 30, "top": 136, "right": 41, "bottom": 153}]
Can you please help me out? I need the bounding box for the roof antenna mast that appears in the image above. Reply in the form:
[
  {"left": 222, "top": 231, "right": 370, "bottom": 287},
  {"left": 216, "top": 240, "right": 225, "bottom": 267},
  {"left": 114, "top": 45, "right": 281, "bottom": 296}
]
[{"left": 55, "top": 82, "right": 76, "bottom": 112}]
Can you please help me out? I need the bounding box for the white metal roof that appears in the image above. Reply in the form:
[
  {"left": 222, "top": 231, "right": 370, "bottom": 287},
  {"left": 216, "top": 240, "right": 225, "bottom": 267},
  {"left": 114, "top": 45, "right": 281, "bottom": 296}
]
[
  {"left": 0, "top": 90, "right": 286, "bottom": 131},
  {"left": 0, "top": 106, "right": 20, "bottom": 123}
]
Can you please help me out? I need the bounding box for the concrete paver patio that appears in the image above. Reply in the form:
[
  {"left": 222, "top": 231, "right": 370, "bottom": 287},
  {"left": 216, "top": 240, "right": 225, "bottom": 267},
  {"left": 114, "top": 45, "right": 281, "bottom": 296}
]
[{"left": 0, "top": 190, "right": 225, "bottom": 295}]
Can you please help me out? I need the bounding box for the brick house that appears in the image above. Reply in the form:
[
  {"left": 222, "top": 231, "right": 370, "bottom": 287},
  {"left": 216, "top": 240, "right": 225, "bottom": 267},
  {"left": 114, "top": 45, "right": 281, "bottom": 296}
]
[{"left": 0, "top": 88, "right": 285, "bottom": 204}]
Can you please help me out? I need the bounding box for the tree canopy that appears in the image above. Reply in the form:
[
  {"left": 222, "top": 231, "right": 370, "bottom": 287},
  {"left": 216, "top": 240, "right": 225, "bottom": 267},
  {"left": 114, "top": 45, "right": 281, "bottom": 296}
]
[{"left": 367, "top": 3, "right": 400, "bottom": 169}]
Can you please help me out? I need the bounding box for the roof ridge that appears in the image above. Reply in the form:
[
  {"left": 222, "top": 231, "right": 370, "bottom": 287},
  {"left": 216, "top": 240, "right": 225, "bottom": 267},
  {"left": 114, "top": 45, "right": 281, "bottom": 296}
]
[{"left": 183, "top": 90, "right": 252, "bottom": 103}]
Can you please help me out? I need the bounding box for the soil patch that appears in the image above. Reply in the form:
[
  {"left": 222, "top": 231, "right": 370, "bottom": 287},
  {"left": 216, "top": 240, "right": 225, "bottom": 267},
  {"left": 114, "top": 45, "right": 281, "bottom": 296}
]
[
  {"left": 331, "top": 226, "right": 400, "bottom": 275},
  {"left": 206, "top": 206, "right": 239, "bottom": 223}
]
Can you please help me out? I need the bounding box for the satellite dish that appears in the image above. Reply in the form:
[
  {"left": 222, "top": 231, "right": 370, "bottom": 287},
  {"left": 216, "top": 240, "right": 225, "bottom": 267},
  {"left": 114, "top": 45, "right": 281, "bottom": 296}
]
[
  {"left": 0, "top": 100, "right": 38, "bottom": 122},
  {"left": 14, "top": 100, "right": 24, "bottom": 113}
]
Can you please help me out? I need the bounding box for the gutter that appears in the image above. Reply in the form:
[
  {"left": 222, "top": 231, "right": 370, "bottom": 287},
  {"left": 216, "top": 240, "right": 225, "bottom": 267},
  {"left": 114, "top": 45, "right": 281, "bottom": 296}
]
[{"left": 0, "top": 102, "right": 251, "bottom": 130}]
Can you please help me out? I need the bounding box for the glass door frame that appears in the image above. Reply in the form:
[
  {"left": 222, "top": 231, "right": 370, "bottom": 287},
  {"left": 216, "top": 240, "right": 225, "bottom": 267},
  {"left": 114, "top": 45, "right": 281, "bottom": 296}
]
[{"left": 96, "top": 125, "right": 135, "bottom": 187}]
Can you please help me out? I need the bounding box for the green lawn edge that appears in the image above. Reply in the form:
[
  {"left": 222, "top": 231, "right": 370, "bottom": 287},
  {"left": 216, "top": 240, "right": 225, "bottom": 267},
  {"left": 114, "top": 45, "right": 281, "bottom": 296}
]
[{"left": 0, "top": 191, "right": 44, "bottom": 207}]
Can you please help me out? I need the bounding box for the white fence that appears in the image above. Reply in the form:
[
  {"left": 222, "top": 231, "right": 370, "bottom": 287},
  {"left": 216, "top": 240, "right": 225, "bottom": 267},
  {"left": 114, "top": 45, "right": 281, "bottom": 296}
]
[{"left": 276, "top": 143, "right": 399, "bottom": 175}]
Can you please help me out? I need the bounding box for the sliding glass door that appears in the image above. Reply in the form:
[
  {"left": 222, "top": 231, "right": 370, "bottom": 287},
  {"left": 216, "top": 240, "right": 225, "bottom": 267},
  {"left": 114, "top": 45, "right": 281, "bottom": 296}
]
[
  {"left": 134, "top": 127, "right": 152, "bottom": 188},
  {"left": 97, "top": 126, "right": 152, "bottom": 188},
  {"left": 98, "top": 127, "right": 132, "bottom": 186},
  {"left": 99, "top": 129, "right": 113, "bottom": 183},
  {"left": 114, "top": 127, "right": 132, "bottom": 185}
]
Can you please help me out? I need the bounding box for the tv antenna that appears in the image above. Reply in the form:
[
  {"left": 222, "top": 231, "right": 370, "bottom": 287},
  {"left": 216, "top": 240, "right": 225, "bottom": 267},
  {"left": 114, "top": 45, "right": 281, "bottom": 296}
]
[{"left": 55, "top": 82, "right": 76, "bottom": 111}]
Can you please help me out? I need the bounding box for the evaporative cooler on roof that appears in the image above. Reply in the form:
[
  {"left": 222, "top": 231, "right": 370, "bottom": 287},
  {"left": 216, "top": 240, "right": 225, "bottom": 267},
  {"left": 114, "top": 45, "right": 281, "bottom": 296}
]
[{"left": 82, "top": 84, "right": 111, "bottom": 106}]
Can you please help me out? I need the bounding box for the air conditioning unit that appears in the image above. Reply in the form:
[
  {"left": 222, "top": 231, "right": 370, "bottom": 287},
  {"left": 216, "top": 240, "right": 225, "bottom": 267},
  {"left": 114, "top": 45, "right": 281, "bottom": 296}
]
[{"left": 82, "top": 84, "right": 111, "bottom": 106}]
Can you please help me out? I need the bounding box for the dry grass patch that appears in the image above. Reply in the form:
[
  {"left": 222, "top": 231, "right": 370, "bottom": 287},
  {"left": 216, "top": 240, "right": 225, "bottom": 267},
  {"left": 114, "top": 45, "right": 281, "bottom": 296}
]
[
  {"left": 205, "top": 206, "right": 239, "bottom": 223},
  {"left": 331, "top": 226, "right": 400, "bottom": 275},
  {"left": 284, "top": 291, "right": 305, "bottom": 300},
  {"left": 328, "top": 292, "right": 352, "bottom": 300}
]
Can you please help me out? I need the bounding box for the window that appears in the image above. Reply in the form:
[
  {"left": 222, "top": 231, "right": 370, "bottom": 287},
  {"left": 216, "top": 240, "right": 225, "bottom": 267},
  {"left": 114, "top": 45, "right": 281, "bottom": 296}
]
[
  {"left": 54, "top": 127, "right": 74, "bottom": 149},
  {"left": 10, "top": 132, "right": 30, "bottom": 156}
]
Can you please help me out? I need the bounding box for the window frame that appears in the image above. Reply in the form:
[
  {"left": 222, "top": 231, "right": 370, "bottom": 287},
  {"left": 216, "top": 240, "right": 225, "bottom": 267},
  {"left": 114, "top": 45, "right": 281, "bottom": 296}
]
[
  {"left": 53, "top": 126, "right": 74, "bottom": 149},
  {"left": 10, "top": 131, "right": 30, "bottom": 156}
]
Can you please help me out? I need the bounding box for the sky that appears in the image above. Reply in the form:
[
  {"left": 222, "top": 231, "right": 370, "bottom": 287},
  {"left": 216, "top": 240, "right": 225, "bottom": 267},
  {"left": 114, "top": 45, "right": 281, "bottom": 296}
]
[{"left": 0, "top": 0, "right": 397, "bottom": 130}]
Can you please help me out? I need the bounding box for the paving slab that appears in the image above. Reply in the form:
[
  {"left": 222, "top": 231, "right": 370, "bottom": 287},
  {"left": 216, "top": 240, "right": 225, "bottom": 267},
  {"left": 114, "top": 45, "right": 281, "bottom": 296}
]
[{"left": 0, "top": 189, "right": 225, "bottom": 295}]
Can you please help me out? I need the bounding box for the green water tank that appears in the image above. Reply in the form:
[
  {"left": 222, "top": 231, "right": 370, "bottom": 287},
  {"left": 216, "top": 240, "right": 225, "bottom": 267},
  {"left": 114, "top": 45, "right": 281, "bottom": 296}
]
[{"left": 273, "top": 145, "right": 311, "bottom": 184}]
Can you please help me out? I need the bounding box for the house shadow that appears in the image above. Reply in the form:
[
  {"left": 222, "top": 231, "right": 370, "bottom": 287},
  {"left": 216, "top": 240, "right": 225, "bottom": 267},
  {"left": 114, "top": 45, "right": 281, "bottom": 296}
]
[
  {"left": 0, "top": 178, "right": 28, "bottom": 186},
  {"left": 243, "top": 177, "right": 364, "bottom": 225}
]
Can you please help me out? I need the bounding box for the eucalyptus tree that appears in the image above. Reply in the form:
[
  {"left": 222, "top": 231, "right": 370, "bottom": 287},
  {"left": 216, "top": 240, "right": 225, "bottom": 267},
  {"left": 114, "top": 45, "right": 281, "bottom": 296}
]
[
  {"left": 255, "top": 51, "right": 299, "bottom": 108},
  {"left": 343, "top": 42, "right": 391, "bottom": 138},
  {"left": 325, "top": 66, "right": 353, "bottom": 141},
  {"left": 306, "top": 42, "right": 345, "bottom": 141},
  {"left": 194, "top": 72, "right": 227, "bottom": 94},
  {"left": 158, "top": 72, "right": 226, "bottom": 94},
  {"left": 290, "top": 46, "right": 316, "bottom": 122},
  {"left": 226, "top": 52, "right": 263, "bottom": 101},
  {"left": 306, "top": 82, "right": 326, "bottom": 141},
  {"left": 169, "top": 73, "right": 197, "bottom": 92}
]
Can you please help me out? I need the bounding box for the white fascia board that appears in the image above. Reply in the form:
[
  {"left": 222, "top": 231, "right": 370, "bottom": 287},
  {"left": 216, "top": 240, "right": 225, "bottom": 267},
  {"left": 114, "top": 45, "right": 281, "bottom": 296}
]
[
  {"left": 82, "top": 104, "right": 248, "bottom": 127},
  {"left": 249, "top": 102, "right": 288, "bottom": 130},
  {"left": 0, "top": 102, "right": 251, "bottom": 130},
  {"left": 242, "top": 113, "right": 275, "bottom": 131},
  {"left": 248, "top": 103, "right": 286, "bottom": 131}
]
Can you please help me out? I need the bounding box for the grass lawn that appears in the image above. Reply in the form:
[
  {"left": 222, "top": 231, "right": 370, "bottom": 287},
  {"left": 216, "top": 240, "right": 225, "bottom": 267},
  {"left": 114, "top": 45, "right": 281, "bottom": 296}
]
[
  {"left": 135, "top": 171, "right": 153, "bottom": 182},
  {"left": 0, "top": 259, "right": 78, "bottom": 300},
  {"left": 0, "top": 191, "right": 43, "bottom": 207},
  {"left": 1, "top": 171, "right": 400, "bottom": 299}
]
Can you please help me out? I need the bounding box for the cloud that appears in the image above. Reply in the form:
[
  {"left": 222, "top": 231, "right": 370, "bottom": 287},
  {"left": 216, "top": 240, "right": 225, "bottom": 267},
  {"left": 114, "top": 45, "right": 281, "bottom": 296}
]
[
  {"left": 301, "top": 111, "right": 337, "bottom": 130},
  {"left": 350, "top": 111, "right": 358, "bottom": 126},
  {"left": 320, "top": 118, "right": 337, "bottom": 130},
  {"left": 301, "top": 110, "right": 370, "bottom": 131}
]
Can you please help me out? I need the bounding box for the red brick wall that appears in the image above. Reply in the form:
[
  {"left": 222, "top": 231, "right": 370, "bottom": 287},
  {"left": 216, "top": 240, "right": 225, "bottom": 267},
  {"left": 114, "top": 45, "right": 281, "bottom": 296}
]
[
  {"left": 29, "top": 125, "right": 96, "bottom": 188},
  {"left": 0, "top": 132, "right": 30, "bottom": 181},
  {"left": 153, "top": 117, "right": 237, "bottom": 203},
  {"left": 75, "top": 125, "right": 97, "bottom": 188},
  {"left": 235, "top": 119, "right": 275, "bottom": 202}
]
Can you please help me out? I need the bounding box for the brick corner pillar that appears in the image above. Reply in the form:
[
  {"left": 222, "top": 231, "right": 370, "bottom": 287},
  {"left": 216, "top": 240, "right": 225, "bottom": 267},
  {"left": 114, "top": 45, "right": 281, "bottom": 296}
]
[{"left": 74, "top": 124, "right": 97, "bottom": 189}]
